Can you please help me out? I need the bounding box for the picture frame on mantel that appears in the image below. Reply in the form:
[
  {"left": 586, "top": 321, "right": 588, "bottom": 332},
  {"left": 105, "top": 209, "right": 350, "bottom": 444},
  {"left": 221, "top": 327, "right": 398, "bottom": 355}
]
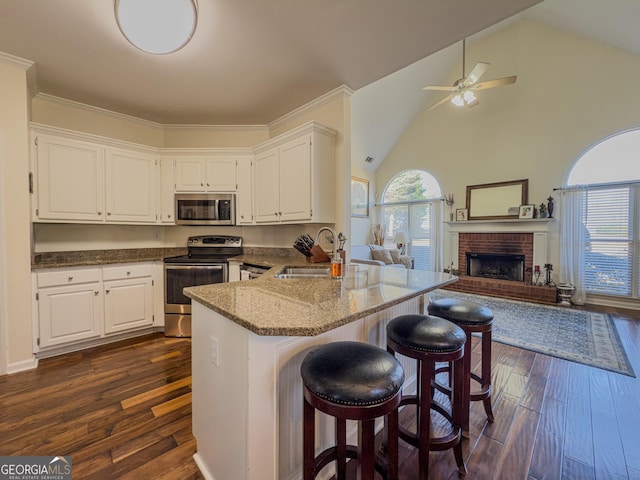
[
  {"left": 351, "top": 177, "right": 369, "bottom": 217},
  {"left": 466, "top": 179, "right": 528, "bottom": 220},
  {"left": 519, "top": 204, "right": 535, "bottom": 219},
  {"left": 456, "top": 208, "right": 468, "bottom": 221}
]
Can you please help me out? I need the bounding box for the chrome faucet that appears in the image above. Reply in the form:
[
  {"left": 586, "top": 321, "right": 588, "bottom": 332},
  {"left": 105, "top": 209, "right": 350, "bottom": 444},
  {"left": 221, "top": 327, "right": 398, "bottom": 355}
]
[{"left": 315, "top": 226, "right": 338, "bottom": 260}]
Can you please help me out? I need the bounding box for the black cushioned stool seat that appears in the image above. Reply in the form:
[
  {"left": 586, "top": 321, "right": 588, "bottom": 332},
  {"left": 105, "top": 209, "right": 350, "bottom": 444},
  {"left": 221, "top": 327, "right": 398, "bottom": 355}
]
[
  {"left": 386, "top": 314, "right": 467, "bottom": 479},
  {"left": 428, "top": 297, "right": 494, "bottom": 436},
  {"left": 301, "top": 341, "right": 405, "bottom": 480}
]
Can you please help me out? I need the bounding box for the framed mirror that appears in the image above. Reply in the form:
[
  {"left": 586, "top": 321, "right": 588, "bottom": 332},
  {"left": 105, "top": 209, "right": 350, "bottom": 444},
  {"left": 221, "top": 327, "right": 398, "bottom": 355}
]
[{"left": 465, "top": 179, "right": 528, "bottom": 220}]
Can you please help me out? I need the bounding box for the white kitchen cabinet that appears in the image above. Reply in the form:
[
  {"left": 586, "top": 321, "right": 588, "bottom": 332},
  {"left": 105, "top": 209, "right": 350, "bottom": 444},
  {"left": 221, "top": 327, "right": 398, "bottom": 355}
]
[
  {"left": 103, "top": 264, "right": 154, "bottom": 334},
  {"left": 159, "top": 156, "right": 175, "bottom": 223},
  {"left": 175, "top": 156, "right": 237, "bottom": 192},
  {"left": 105, "top": 148, "right": 158, "bottom": 223},
  {"left": 32, "top": 133, "right": 105, "bottom": 222},
  {"left": 236, "top": 156, "right": 254, "bottom": 224},
  {"left": 34, "top": 262, "right": 157, "bottom": 353},
  {"left": 254, "top": 148, "right": 280, "bottom": 223},
  {"left": 252, "top": 122, "right": 336, "bottom": 224},
  {"left": 35, "top": 267, "right": 103, "bottom": 348},
  {"left": 31, "top": 127, "right": 160, "bottom": 225}
]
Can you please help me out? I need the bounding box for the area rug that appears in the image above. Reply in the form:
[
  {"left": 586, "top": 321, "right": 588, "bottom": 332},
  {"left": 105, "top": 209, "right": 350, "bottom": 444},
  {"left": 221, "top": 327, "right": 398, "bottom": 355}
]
[{"left": 429, "top": 289, "right": 635, "bottom": 377}]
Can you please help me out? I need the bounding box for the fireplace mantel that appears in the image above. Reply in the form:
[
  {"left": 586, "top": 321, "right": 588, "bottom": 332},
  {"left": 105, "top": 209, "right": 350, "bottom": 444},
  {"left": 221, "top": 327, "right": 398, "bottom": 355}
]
[{"left": 447, "top": 218, "right": 552, "bottom": 234}]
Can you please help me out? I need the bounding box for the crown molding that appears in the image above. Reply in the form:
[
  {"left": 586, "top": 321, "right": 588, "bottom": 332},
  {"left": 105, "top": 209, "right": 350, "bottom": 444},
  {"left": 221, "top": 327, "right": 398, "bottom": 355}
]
[
  {"left": 0, "top": 51, "right": 34, "bottom": 70},
  {"left": 34, "top": 93, "right": 164, "bottom": 129},
  {"left": 163, "top": 123, "right": 269, "bottom": 133},
  {"left": 268, "top": 85, "right": 353, "bottom": 131}
]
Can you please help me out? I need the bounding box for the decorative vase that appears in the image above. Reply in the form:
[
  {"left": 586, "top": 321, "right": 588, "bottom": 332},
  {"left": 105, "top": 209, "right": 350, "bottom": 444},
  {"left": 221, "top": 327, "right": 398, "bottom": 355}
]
[
  {"left": 547, "top": 196, "right": 555, "bottom": 218},
  {"left": 557, "top": 283, "right": 574, "bottom": 306}
]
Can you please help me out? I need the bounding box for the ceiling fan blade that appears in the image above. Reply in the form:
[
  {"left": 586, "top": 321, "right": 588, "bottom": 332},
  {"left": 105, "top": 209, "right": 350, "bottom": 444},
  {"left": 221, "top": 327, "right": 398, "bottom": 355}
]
[
  {"left": 425, "top": 94, "right": 455, "bottom": 112},
  {"left": 422, "top": 85, "right": 457, "bottom": 92},
  {"left": 473, "top": 75, "right": 517, "bottom": 90},
  {"left": 465, "top": 62, "right": 490, "bottom": 85}
]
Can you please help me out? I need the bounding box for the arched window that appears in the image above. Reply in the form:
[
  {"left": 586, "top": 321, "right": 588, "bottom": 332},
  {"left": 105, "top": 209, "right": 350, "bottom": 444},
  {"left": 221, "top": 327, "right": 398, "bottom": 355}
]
[
  {"left": 380, "top": 170, "right": 442, "bottom": 270},
  {"left": 566, "top": 129, "right": 640, "bottom": 298}
]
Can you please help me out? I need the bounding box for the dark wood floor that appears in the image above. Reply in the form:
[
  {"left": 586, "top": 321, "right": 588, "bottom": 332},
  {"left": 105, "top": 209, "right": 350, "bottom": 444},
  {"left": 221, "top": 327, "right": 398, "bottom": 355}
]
[{"left": 1, "top": 304, "right": 638, "bottom": 479}]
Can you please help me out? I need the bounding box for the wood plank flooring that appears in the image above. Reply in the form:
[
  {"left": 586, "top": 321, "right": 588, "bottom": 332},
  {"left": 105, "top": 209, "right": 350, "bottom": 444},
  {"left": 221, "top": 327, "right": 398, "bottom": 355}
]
[{"left": 0, "top": 304, "right": 638, "bottom": 479}]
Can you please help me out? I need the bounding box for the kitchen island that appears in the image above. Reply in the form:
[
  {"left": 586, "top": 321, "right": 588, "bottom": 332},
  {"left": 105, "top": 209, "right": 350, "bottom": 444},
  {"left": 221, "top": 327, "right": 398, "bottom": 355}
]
[{"left": 185, "top": 263, "right": 457, "bottom": 480}]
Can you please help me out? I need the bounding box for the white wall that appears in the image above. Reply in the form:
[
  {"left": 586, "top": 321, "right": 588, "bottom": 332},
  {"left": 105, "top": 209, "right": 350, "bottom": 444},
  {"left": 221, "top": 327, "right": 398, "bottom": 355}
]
[
  {"left": 0, "top": 58, "right": 34, "bottom": 372},
  {"left": 374, "top": 20, "right": 640, "bottom": 281}
]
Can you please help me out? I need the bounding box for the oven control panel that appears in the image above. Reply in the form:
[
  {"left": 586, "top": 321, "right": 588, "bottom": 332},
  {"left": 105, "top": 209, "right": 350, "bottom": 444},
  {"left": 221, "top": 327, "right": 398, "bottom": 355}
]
[{"left": 187, "top": 235, "right": 243, "bottom": 247}]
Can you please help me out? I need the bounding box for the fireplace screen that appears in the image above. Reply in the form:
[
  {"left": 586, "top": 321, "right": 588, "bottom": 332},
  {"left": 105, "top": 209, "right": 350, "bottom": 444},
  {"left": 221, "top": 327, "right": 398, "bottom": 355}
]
[{"left": 466, "top": 253, "right": 525, "bottom": 282}]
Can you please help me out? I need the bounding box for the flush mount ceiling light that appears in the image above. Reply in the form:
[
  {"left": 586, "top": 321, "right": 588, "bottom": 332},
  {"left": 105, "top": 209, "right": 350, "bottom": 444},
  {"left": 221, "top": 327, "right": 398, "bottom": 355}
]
[{"left": 114, "top": 0, "right": 198, "bottom": 55}]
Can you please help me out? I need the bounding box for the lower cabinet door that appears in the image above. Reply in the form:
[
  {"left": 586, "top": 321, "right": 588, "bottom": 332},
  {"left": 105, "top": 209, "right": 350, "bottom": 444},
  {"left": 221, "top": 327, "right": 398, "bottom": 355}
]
[
  {"left": 104, "top": 277, "right": 154, "bottom": 334},
  {"left": 38, "top": 284, "right": 103, "bottom": 348}
]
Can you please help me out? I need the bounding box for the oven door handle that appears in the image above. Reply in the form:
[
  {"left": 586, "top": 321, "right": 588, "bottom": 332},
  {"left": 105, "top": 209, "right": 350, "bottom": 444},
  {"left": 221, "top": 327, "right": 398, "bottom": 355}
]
[{"left": 165, "top": 264, "right": 225, "bottom": 270}]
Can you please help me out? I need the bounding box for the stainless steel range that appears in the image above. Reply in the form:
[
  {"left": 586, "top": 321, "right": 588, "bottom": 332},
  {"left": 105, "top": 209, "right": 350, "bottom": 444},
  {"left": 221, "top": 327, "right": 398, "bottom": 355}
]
[{"left": 163, "top": 235, "right": 243, "bottom": 337}]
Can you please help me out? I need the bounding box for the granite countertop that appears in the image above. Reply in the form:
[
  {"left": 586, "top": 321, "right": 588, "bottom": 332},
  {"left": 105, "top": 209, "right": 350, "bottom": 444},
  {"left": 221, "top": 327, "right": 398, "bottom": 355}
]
[{"left": 185, "top": 262, "right": 458, "bottom": 337}]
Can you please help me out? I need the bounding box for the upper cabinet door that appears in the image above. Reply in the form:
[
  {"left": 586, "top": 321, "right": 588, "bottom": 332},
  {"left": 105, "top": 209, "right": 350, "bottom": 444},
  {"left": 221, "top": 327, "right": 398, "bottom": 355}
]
[
  {"left": 205, "top": 157, "right": 237, "bottom": 192},
  {"left": 253, "top": 148, "right": 280, "bottom": 223},
  {"left": 159, "top": 156, "right": 175, "bottom": 223},
  {"left": 278, "top": 135, "right": 312, "bottom": 222},
  {"left": 175, "top": 157, "right": 207, "bottom": 192},
  {"left": 34, "top": 134, "right": 105, "bottom": 222},
  {"left": 105, "top": 148, "right": 158, "bottom": 223},
  {"left": 236, "top": 156, "right": 254, "bottom": 224}
]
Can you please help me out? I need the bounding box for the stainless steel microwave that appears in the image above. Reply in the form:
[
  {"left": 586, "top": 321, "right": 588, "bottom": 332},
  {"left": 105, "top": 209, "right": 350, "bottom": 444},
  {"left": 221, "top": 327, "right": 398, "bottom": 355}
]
[{"left": 175, "top": 194, "right": 235, "bottom": 225}]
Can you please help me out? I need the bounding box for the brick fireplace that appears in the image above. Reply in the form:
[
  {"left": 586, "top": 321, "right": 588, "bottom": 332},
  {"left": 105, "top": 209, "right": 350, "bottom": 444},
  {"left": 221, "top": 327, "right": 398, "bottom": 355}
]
[{"left": 445, "top": 224, "right": 557, "bottom": 304}]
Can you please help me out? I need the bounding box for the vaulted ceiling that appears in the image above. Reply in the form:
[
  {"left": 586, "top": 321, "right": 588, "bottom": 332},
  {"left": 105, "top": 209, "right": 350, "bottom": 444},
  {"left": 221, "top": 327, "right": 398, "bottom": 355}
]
[{"left": 0, "top": 0, "right": 544, "bottom": 124}]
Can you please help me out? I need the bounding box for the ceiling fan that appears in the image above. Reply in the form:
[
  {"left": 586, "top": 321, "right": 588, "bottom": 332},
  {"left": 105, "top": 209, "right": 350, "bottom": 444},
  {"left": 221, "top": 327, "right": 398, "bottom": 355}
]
[{"left": 423, "top": 39, "right": 517, "bottom": 111}]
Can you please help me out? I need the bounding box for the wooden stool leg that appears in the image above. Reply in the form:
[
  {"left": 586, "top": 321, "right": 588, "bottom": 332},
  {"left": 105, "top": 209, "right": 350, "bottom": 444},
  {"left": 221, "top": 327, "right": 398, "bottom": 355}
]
[
  {"left": 461, "top": 334, "right": 472, "bottom": 437},
  {"left": 336, "top": 417, "right": 347, "bottom": 480},
  {"left": 452, "top": 355, "right": 467, "bottom": 476},
  {"left": 358, "top": 419, "right": 375, "bottom": 480},
  {"left": 386, "top": 408, "right": 400, "bottom": 480},
  {"left": 303, "top": 396, "right": 316, "bottom": 480},
  {"left": 419, "top": 358, "right": 434, "bottom": 480},
  {"left": 481, "top": 330, "right": 494, "bottom": 422}
]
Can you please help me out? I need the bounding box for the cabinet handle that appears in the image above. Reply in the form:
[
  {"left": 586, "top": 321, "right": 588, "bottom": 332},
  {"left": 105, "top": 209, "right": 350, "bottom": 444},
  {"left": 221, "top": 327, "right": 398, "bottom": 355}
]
[
  {"left": 107, "top": 212, "right": 111, "bottom": 216},
  {"left": 105, "top": 289, "right": 110, "bottom": 294},
  {"left": 206, "top": 183, "right": 210, "bottom": 186},
  {"left": 241, "top": 215, "right": 244, "bottom": 219},
  {"left": 279, "top": 212, "right": 282, "bottom": 216},
  {"left": 126, "top": 271, "right": 131, "bottom": 276},
  {"left": 68, "top": 276, "right": 73, "bottom": 281},
  {"left": 94, "top": 291, "right": 99, "bottom": 295},
  {"left": 98, "top": 211, "right": 102, "bottom": 215},
  {"left": 200, "top": 183, "right": 204, "bottom": 186},
  {"left": 168, "top": 214, "right": 171, "bottom": 218}
]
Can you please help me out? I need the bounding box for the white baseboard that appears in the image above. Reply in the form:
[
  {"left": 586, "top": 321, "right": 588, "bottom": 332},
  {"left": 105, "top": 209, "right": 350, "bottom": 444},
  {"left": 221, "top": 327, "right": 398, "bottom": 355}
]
[
  {"left": 6, "top": 356, "right": 38, "bottom": 374},
  {"left": 193, "top": 453, "right": 216, "bottom": 480}
]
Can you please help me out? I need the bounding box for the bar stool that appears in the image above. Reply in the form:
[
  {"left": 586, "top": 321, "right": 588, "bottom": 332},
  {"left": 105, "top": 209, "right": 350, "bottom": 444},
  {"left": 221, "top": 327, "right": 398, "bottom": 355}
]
[
  {"left": 386, "top": 314, "right": 467, "bottom": 479},
  {"left": 301, "top": 341, "right": 405, "bottom": 480},
  {"left": 428, "top": 297, "right": 494, "bottom": 436}
]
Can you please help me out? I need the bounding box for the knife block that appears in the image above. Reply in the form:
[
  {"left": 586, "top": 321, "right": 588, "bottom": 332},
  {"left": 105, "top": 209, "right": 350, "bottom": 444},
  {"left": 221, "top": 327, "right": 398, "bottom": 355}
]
[{"left": 306, "top": 245, "right": 331, "bottom": 263}]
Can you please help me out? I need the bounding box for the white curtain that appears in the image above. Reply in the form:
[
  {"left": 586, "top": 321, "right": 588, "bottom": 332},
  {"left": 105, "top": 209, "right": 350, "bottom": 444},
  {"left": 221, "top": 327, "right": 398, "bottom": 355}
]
[
  {"left": 559, "top": 188, "right": 587, "bottom": 305},
  {"left": 430, "top": 200, "right": 444, "bottom": 272}
]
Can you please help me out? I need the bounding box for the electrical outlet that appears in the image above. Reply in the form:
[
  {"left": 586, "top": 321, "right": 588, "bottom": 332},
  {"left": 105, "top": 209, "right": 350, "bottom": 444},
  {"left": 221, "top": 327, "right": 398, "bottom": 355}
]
[
  {"left": 152, "top": 228, "right": 161, "bottom": 242},
  {"left": 210, "top": 335, "right": 219, "bottom": 367}
]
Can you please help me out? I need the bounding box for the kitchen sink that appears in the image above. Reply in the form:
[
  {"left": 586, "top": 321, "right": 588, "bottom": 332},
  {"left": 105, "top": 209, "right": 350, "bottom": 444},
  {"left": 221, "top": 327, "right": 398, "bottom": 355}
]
[{"left": 274, "top": 266, "right": 330, "bottom": 278}]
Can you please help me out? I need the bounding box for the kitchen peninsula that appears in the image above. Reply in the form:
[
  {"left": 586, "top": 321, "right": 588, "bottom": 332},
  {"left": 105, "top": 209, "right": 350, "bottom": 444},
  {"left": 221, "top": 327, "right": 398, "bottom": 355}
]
[{"left": 185, "top": 263, "right": 457, "bottom": 480}]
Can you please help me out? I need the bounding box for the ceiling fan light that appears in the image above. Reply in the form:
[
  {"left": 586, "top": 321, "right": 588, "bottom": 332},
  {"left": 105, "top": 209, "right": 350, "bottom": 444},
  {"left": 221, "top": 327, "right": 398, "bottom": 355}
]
[
  {"left": 451, "top": 94, "right": 464, "bottom": 107},
  {"left": 114, "top": 0, "right": 198, "bottom": 55},
  {"left": 463, "top": 90, "right": 476, "bottom": 103}
]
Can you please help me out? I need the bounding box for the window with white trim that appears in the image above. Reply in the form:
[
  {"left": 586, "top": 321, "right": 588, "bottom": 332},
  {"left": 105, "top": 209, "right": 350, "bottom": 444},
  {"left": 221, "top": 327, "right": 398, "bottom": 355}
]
[
  {"left": 567, "top": 129, "right": 640, "bottom": 298},
  {"left": 380, "top": 170, "right": 442, "bottom": 270}
]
